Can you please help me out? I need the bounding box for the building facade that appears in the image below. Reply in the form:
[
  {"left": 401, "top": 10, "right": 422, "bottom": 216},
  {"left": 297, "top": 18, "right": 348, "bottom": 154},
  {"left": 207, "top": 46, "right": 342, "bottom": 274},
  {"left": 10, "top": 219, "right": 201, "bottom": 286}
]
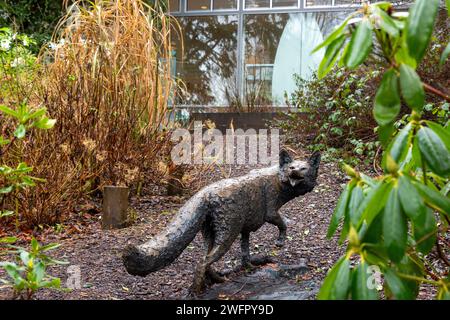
[{"left": 169, "top": 1, "right": 408, "bottom": 107}]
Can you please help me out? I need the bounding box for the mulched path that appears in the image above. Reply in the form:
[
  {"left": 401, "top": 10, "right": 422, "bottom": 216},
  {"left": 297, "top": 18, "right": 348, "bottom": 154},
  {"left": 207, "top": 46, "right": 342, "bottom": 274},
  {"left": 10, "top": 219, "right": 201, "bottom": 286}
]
[{"left": 0, "top": 148, "right": 440, "bottom": 300}]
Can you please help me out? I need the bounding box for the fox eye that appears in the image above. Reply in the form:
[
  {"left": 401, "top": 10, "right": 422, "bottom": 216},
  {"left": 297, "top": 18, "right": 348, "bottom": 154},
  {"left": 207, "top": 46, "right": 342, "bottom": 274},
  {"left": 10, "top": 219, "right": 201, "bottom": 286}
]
[{"left": 300, "top": 167, "right": 308, "bottom": 171}]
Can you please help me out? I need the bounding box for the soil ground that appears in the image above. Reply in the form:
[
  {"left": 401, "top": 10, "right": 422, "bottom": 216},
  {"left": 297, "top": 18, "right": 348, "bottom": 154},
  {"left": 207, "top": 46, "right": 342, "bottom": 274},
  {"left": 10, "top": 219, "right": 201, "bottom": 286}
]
[{"left": 0, "top": 148, "right": 441, "bottom": 300}]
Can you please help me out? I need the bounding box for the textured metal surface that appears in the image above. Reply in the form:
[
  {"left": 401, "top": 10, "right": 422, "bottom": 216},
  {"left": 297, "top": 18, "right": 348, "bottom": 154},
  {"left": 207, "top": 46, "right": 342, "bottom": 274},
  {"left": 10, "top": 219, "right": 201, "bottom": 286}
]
[{"left": 123, "top": 150, "right": 320, "bottom": 293}]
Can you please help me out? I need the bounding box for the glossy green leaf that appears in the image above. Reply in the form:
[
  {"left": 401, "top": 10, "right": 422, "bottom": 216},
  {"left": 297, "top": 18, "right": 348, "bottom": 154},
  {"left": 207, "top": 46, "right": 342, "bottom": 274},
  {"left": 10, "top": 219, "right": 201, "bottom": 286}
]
[
  {"left": 0, "top": 185, "right": 13, "bottom": 194},
  {"left": 425, "top": 121, "right": 450, "bottom": 150},
  {"left": 437, "top": 287, "right": 450, "bottom": 300},
  {"left": 312, "top": 15, "right": 352, "bottom": 54},
  {"left": 373, "top": 69, "right": 401, "bottom": 126},
  {"left": 378, "top": 122, "right": 395, "bottom": 148},
  {"left": 0, "top": 210, "right": 14, "bottom": 218},
  {"left": 383, "top": 187, "right": 407, "bottom": 263},
  {"left": 412, "top": 181, "right": 450, "bottom": 216},
  {"left": 318, "top": 35, "right": 346, "bottom": 80},
  {"left": 362, "top": 211, "right": 384, "bottom": 244},
  {"left": 417, "top": 126, "right": 450, "bottom": 177},
  {"left": 0, "top": 237, "right": 17, "bottom": 244},
  {"left": 413, "top": 208, "right": 437, "bottom": 254},
  {"left": 406, "top": 0, "right": 439, "bottom": 63},
  {"left": 398, "top": 175, "right": 425, "bottom": 221},
  {"left": 411, "top": 134, "right": 422, "bottom": 167},
  {"left": 387, "top": 123, "right": 413, "bottom": 165},
  {"left": 351, "top": 261, "right": 379, "bottom": 300},
  {"left": 384, "top": 268, "right": 416, "bottom": 300},
  {"left": 34, "top": 117, "right": 56, "bottom": 130},
  {"left": 349, "top": 185, "right": 364, "bottom": 226},
  {"left": 344, "top": 19, "right": 373, "bottom": 69},
  {"left": 31, "top": 238, "right": 39, "bottom": 252},
  {"left": 25, "top": 108, "right": 46, "bottom": 122},
  {"left": 375, "top": 6, "right": 399, "bottom": 38},
  {"left": 318, "top": 256, "right": 351, "bottom": 300},
  {"left": 357, "top": 182, "right": 392, "bottom": 228},
  {"left": 397, "top": 255, "right": 422, "bottom": 298},
  {"left": 395, "top": 45, "right": 417, "bottom": 69},
  {"left": 327, "top": 181, "right": 354, "bottom": 238},
  {"left": 0, "top": 105, "right": 19, "bottom": 118},
  {"left": 40, "top": 243, "right": 61, "bottom": 252},
  {"left": 399, "top": 64, "right": 424, "bottom": 112},
  {"left": 14, "top": 124, "right": 26, "bottom": 139}
]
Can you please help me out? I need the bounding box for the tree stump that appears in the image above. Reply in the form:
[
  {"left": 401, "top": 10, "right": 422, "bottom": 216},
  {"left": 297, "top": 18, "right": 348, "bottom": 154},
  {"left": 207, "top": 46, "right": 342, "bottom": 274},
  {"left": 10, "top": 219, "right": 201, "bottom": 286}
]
[{"left": 102, "top": 186, "right": 129, "bottom": 229}]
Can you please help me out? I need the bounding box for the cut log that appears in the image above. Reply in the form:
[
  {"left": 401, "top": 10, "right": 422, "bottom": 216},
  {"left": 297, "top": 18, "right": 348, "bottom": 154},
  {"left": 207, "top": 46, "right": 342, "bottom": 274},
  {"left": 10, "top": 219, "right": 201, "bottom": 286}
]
[{"left": 102, "top": 185, "right": 129, "bottom": 229}]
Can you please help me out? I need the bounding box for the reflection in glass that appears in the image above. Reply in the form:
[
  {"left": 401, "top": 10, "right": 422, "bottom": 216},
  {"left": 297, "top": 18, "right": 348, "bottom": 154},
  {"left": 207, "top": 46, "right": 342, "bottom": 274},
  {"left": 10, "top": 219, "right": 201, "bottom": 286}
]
[
  {"left": 172, "top": 15, "right": 238, "bottom": 106},
  {"left": 244, "top": 12, "right": 345, "bottom": 106},
  {"left": 304, "top": 0, "right": 333, "bottom": 6},
  {"left": 213, "top": 0, "right": 237, "bottom": 10},
  {"left": 169, "top": 0, "right": 180, "bottom": 12},
  {"left": 187, "top": 0, "right": 211, "bottom": 11},
  {"left": 245, "top": 0, "right": 270, "bottom": 9},
  {"left": 272, "top": 0, "right": 298, "bottom": 7},
  {"left": 335, "top": 0, "right": 363, "bottom": 5}
]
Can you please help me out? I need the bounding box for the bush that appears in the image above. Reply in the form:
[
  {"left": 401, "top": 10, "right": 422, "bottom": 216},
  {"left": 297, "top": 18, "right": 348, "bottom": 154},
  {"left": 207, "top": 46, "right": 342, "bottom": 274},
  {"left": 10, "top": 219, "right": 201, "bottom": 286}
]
[
  {"left": 0, "top": 27, "right": 38, "bottom": 103},
  {"left": 0, "top": 237, "right": 65, "bottom": 300},
  {"left": 0, "top": 0, "right": 64, "bottom": 52},
  {"left": 281, "top": 67, "right": 381, "bottom": 165},
  {"left": 315, "top": 0, "right": 450, "bottom": 300},
  {"left": 1, "top": 0, "right": 178, "bottom": 227}
]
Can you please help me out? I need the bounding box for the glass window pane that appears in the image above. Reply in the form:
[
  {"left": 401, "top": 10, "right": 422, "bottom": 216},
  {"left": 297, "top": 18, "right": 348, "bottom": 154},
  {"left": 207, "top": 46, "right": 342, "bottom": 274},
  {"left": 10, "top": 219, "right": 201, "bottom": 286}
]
[
  {"left": 213, "top": 0, "right": 237, "bottom": 10},
  {"left": 272, "top": 0, "right": 298, "bottom": 7},
  {"left": 187, "top": 0, "right": 211, "bottom": 11},
  {"left": 244, "top": 12, "right": 346, "bottom": 106},
  {"left": 335, "top": 0, "right": 363, "bottom": 5},
  {"left": 172, "top": 15, "right": 238, "bottom": 106},
  {"left": 304, "top": 0, "right": 333, "bottom": 6},
  {"left": 245, "top": 0, "right": 270, "bottom": 9},
  {"left": 169, "top": 0, "right": 180, "bottom": 12}
]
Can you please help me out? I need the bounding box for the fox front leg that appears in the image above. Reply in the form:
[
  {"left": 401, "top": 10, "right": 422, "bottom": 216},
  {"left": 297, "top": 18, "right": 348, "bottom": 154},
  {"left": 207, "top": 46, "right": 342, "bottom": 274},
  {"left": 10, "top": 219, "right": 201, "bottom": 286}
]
[
  {"left": 266, "top": 213, "right": 287, "bottom": 248},
  {"left": 240, "top": 232, "right": 273, "bottom": 269},
  {"left": 240, "top": 232, "right": 252, "bottom": 268}
]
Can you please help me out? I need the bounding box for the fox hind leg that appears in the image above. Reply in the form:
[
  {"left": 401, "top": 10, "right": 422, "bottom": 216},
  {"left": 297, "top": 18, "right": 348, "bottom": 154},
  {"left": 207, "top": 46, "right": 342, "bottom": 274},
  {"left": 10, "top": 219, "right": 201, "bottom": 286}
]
[
  {"left": 201, "top": 227, "right": 226, "bottom": 285},
  {"left": 190, "top": 229, "right": 237, "bottom": 295}
]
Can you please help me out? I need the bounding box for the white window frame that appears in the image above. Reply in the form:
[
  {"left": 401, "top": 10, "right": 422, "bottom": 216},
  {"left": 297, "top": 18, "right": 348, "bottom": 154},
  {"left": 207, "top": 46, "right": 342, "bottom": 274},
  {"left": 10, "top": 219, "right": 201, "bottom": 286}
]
[
  {"left": 243, "top": 0, "right": 301, "bottom": 10},
  {"left": 185, "top": 0, "right": 240, "bottom": 13}
]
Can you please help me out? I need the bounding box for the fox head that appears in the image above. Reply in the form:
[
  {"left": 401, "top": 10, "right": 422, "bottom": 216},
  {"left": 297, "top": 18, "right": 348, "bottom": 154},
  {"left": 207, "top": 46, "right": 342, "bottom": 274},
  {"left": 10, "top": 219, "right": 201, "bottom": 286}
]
[{"left": 279, "top": 149, "right": 321, "bottom": 192}]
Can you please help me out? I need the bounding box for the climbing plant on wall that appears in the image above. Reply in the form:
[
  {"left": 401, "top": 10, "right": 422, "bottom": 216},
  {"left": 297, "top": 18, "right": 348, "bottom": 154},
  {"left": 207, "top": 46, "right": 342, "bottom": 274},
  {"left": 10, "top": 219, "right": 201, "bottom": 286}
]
[{"left": 316, "top": 0, "right": 450, "bottom": 300}]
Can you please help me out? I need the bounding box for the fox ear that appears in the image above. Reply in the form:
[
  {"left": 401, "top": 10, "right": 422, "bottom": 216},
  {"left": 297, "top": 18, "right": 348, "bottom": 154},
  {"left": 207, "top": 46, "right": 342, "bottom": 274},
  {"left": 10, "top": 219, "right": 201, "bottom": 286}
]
[
  {"left": 279, "top": 149, "right": 293, "bottom": 167},
  {"left": 309, "top": 151, "right": 321, "bottom": 170}
]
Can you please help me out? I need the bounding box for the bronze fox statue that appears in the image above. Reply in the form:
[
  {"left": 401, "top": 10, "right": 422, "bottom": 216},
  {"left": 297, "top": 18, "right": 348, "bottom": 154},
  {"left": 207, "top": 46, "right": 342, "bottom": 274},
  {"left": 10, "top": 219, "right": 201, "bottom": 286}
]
[{"left": 123, "top": 149, "right": 321, "bottom": 294}]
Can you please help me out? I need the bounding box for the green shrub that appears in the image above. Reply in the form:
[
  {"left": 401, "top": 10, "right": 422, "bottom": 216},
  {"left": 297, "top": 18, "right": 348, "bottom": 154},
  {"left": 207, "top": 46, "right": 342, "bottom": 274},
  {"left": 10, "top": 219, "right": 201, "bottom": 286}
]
[
  {"left": 0, "top": 27, "right": 38, "bottom": 102},
  {"left": 0, "top": 1, "right": 64, "bottom": 52},
  {"left": 0, "top": 92, "right": 64, "bottom": 300},
  {"left": 281, "top": 68, "right": 381, "bottom": 165},
  {"left": 0, "top": 237, "right": 66, "bottom": 300},
  {"left": 316, "top": 0, "right": 449, "bottom": 300}
]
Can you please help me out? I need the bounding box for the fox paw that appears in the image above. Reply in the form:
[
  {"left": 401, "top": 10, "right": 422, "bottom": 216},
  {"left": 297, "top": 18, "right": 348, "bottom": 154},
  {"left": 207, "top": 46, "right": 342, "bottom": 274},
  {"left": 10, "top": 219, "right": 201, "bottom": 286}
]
[{"left": 206, "top": 268, "right": 226, "bottom": 284}]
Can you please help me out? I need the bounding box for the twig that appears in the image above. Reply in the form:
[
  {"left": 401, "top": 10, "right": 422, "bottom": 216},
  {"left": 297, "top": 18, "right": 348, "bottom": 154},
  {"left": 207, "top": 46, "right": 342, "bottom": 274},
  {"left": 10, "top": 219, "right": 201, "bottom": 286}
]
[{"left": 423, "top": 83, "right": 450, "bottom": 103}]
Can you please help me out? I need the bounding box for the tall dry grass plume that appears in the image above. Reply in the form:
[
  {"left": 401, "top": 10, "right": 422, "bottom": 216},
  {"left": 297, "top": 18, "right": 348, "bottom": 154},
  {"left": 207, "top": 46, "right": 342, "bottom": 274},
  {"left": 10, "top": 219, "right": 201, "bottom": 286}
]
[{"left": 2, "top": 0, "right": 179, "bottom": 227}]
